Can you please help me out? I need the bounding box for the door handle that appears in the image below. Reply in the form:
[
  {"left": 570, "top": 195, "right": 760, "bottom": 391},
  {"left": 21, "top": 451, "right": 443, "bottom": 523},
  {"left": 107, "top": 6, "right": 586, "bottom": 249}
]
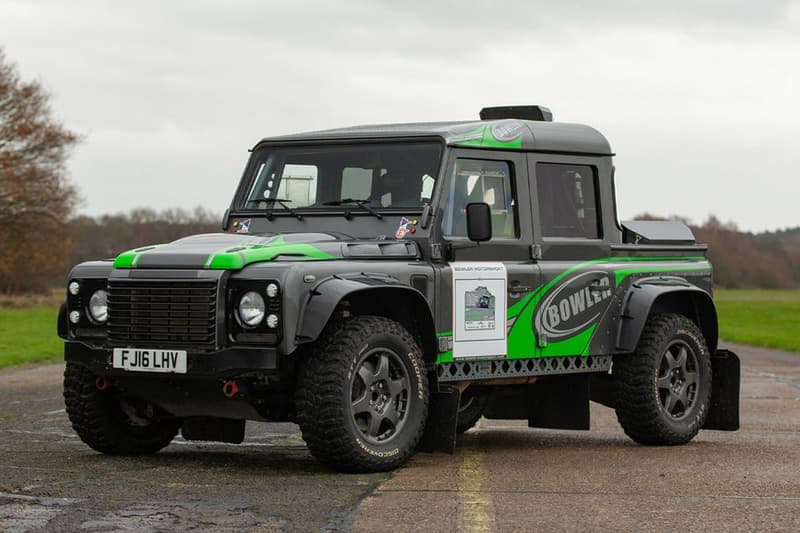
[{"left": 509, "top": 285, "right": 531, "bottom": 294}]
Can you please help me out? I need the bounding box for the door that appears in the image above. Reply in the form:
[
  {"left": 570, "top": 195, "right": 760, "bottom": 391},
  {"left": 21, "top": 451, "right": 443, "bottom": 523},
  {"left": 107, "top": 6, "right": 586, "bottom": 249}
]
[
  {"left": 527, "top": 156, "right": 616, "bottom": 357},
  {"left": 437, "top": 150, "right": 540, "bottom": 361}
]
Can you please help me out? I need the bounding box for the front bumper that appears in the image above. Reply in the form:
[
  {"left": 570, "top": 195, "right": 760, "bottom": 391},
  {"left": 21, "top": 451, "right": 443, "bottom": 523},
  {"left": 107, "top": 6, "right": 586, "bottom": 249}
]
[{"left": 65, "top": 341, "right": 279, "bottom": 379}]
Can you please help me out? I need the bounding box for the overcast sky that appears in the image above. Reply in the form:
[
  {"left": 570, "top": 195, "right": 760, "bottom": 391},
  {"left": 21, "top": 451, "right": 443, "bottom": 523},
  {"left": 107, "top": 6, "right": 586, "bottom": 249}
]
[{"left": 2, "top": 0, "right": 799, "bottom": 232}]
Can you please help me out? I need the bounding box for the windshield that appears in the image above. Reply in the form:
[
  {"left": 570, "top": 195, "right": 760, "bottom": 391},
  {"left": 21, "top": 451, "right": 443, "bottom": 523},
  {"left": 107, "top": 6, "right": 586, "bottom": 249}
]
[{"left": 239, "top": 142, "right": 442, "bottom": 211}]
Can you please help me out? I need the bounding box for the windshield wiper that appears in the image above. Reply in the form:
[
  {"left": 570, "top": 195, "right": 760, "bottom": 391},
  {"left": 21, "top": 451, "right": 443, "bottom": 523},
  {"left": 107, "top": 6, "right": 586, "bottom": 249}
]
[
  {"left": 323, "top": 199, "right": 383, "bottom": 220},
  {"left": 262, "top": 198, "right": 302, "bottom": 220}
]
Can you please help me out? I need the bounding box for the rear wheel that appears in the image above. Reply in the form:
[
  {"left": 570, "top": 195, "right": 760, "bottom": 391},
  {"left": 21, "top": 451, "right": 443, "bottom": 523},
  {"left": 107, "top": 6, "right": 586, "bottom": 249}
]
[
  {"left": 614, "top": 313, "right": 712, "bottom": 445},
  {"left": 456, "top": 390, "right": 485, "bottom": 434},
  {"left": 296, "top": 316, "right": 429, "bottom": 472},
  {"left": 63, "top": 363, "right": 180, "bottom": 454}
]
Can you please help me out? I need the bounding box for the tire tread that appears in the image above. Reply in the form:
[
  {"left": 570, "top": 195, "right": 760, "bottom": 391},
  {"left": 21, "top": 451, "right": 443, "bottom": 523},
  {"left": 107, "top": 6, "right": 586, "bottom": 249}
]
[
  {"left": 296, "top": 315, "right": 429, "bottom": 473},
  {"left": 614, "top": 313, "right": 711, "bottom": 445},
  {"left": 63, "top": 363, "right": 180, "bottom": 455}
]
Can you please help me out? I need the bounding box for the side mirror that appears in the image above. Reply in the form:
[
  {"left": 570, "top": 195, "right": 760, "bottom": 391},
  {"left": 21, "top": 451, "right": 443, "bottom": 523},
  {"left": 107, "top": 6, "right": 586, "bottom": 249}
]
[{"left": 466, "top": 202, "right": 492, "bottom": 242}]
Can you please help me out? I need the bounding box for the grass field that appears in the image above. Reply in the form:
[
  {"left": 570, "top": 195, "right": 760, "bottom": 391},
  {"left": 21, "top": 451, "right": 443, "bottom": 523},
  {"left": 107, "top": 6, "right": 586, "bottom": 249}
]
[
  {"left": 0, "top": 306, "right": 62, "bottom": 368},
  {"left": 715, "top": 289, "right": 800, "bottom": 352}
]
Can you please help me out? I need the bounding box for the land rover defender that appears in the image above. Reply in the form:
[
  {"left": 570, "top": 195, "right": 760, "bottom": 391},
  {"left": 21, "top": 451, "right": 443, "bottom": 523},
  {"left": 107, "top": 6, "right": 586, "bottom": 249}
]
[{"left": 59, "top": 106, "right": 740, "bottom": 472}]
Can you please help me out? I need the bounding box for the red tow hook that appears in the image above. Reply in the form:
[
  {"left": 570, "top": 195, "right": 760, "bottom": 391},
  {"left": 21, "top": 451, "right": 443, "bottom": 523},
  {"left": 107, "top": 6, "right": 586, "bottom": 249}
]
[
  {"left": 95, "top": 376, "right": 112, "bottom": 392},
  {"left": 222, "top": 380, "right": 240, "bottom": 398}
]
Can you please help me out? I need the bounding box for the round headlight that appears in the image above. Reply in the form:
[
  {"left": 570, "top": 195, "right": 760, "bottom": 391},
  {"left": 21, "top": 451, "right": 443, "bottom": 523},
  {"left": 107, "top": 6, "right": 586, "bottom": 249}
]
[
  {"left": 238, "top": 291, "right": 265, "bottom": 327},
  {"left": 88, "top": 289, "right": 108, "bottom": 323},
  {"left": 266, "top": 314, "right": 279, "bottom": 329},
  {"left": 68, "top": 281, "right": 80, "bottom": 296},
  {"left": 69, "top": 310, "right": 81, "bottom": 324},
  {"left": 266, "top": 283, "right": 279, "bottom": 298}
]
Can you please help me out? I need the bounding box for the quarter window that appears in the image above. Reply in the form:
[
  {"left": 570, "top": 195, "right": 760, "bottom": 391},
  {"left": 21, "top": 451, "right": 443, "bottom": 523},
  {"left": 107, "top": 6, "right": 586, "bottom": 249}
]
[
  {"left": 444, "top": 159, "right": 517, "bottom": 238},
  {"left": 536, "top": 163, "right": 600, "bottom": 238}
]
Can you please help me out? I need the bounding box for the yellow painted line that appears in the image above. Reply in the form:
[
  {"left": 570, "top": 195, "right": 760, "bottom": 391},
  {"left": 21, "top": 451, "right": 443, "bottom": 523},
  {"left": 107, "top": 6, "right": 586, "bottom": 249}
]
[{"left": 457, "top": 439, "right": 495, "bottom": 532}]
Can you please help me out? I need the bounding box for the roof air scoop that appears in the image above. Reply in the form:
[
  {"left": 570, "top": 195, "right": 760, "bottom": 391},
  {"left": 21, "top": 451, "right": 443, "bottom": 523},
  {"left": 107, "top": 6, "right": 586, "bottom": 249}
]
[{"left": 479, "top": 105, "right": 553, "bottom": 122}]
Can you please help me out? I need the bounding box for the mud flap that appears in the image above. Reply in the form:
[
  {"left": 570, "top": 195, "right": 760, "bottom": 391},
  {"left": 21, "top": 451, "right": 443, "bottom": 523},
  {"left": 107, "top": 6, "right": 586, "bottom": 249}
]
[
  {"left": 528, "top": 374, "right": 590, "bottom": 430},
  {"left": 181, "top": 417, "right": 246, "bottom": 444},
  {"left": 703, "top": 349, "right": 740, "bottom": 431},
  {"left": 418, "top": 384, "right": 460, "bottom": 454}
]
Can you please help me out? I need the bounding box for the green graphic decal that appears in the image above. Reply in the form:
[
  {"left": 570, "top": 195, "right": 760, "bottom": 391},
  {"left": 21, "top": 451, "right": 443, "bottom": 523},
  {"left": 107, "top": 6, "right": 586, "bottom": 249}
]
[
  {"left": 112, "top": 245, "right": 163, "bottom": 268},
  {"left": 508, "top": 256, "right": 709, "bottom": 359},
  {"left": 437, "top": 351, "right": 453, "bottom": 364},
  {"left": 437, "top": 256, "right": 711, "bottom": 365},
  {"left": 451, "top": 123, "right": 524, "bottom": 149},
  {"left": 207, "top": 236, "right": 336, "bottom": 270},
  {"left": 113, "top": 236, "right": 337, "bottom": 270}
]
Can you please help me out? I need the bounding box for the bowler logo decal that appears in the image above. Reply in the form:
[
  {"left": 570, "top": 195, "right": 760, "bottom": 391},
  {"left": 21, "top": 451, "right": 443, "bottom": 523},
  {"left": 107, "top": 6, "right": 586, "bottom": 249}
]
[
  {"left": 534, "top": 271, "right": 613, "bottom": 341},
  {"left": 490, "top": 120, "right": 524, "bottom": 142}
]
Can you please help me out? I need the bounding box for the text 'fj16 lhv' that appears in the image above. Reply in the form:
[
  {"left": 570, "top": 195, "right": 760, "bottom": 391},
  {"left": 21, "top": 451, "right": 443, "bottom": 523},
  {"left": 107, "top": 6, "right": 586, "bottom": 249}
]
[{"left": 59, "top": 105, "right": 740, "bottom": 472}]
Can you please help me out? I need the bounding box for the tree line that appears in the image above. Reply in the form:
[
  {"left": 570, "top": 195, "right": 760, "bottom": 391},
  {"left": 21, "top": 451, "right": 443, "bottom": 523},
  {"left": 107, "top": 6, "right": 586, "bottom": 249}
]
[
  {"left": 638, "top": 214, "right": 800, "bottom": 289},
  {"left": 2, "top": 206, "right": 798, "bottom": 293},
  {"left": 1, "top": 207, "right": 221, "bottom": 293}
]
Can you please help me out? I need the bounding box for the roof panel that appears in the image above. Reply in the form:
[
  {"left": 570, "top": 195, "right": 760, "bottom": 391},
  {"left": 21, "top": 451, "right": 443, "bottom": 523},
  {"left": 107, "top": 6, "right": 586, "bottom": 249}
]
[{"left": 256, "top": 119, "right": 612, "bottom": 155}]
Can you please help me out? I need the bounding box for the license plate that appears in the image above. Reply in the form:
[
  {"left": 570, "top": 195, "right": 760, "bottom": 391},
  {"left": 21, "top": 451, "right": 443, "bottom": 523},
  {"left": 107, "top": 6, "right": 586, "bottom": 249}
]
[{"left": 112, "top": 348, "right": 187, "bottom": 374}]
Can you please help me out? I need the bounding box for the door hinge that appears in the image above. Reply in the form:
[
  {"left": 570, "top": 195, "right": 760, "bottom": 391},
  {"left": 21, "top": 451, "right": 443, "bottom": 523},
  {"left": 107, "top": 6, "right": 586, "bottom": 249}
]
[{"left": 530, "top": 244, "right": 542, "bottom": 260}]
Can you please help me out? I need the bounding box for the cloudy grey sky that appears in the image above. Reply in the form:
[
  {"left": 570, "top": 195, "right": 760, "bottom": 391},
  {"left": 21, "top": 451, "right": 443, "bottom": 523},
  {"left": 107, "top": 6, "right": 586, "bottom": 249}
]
[{"left": 1, "top": 0, "right": 798, "bottom": 232}]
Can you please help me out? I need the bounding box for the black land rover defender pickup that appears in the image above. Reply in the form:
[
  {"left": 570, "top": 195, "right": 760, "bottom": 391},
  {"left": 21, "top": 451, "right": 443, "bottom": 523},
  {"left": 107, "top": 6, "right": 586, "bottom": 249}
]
[{"left": 58, "top": 106, "right": 740, "bottom": 472}]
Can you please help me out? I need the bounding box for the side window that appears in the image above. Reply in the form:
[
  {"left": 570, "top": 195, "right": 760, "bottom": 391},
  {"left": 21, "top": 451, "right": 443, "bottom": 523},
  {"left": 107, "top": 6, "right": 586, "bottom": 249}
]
[
  {"left": 443, "top": 159, "right": 517, "bottom": 238},
  {"left": 535, "top": 163, "right": 600, "bottom": 238}
]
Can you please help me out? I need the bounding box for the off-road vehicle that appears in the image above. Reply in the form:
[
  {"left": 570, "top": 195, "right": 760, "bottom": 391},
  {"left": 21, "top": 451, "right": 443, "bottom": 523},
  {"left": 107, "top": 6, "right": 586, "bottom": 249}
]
[{"left": 59, "top": 106, "right": 740, "bottom": 472}]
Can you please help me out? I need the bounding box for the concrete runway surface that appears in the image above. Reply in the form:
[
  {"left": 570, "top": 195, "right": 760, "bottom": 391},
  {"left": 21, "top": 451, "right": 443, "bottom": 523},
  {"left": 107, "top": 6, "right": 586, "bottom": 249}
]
[{"left": 1, "top": 342, "right": 798, "bottom": 532}]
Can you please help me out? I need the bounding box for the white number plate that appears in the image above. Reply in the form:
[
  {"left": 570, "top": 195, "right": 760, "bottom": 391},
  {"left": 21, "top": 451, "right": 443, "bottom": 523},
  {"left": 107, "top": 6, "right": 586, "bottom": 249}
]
[{"left": 112, "top": 348, "right": 187, "bottom": 374}]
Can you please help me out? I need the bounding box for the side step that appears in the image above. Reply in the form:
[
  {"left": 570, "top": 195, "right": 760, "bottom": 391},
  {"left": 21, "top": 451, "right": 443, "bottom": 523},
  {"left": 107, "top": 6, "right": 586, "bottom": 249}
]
[{"left": 437, "top": 355, "right": 612, "bottom": 382}]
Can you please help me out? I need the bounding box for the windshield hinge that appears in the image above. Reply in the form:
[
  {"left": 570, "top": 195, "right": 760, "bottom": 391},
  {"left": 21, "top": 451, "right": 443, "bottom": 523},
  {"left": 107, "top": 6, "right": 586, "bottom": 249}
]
[{"left": 420, "top": 204, "right": 432, "bottom": 229}]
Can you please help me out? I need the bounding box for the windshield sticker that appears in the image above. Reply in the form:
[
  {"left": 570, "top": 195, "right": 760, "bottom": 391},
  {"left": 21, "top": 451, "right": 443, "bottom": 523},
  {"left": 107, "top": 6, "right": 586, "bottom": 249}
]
[
  {"left": 233, "top": 219, "right": 251, "bottom": 234},
  {"left": 396, "top": 217, "right": 416, "bottom": 239}
]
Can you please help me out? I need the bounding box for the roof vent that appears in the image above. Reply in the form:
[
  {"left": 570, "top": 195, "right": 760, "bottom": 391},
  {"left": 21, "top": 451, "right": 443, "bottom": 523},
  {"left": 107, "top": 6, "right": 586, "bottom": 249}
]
[{"left": 479, "top": 105, "right": 553, "bottom": 122}]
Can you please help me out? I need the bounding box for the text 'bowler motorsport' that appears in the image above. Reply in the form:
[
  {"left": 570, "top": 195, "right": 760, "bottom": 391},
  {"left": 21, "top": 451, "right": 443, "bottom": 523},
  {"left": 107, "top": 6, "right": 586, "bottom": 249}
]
[{"left": 59, "top": 105, "right": 740, "bottom": 472}]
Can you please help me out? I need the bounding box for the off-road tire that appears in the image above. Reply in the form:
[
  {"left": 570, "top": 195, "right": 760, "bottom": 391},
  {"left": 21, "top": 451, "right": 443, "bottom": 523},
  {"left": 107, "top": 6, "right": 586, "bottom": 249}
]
[
  {"left": 614, "top": 313, "right": 712, "bottom": 445},
  {"left": 456, "top": 391, "right": 485, "bottom": 434},
  {"left": 296, "top": 316, "right": 429, "bottom": 473},
  {"left": 63, "top": 363, "right": 181, "bottom": 454}
]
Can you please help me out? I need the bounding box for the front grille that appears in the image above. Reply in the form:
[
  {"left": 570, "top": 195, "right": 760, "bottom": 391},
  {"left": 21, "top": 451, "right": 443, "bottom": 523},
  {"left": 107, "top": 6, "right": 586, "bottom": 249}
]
[{"left": 108, "top": 279, "right": 218, "bottom": 350}]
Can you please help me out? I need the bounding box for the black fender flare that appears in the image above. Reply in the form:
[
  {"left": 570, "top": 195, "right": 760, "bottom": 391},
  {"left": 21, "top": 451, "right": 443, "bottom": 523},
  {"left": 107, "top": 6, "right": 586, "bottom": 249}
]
[
  {"left": 295, "top": 276, "right": 437, "bottom": 359},
  {"left": 616, "top": 278, "right": 718, "bottom": 354}
]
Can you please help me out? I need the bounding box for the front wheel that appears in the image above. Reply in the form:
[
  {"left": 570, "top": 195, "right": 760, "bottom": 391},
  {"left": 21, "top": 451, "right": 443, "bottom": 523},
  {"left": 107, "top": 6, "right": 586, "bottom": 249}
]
[
  {"left": 296, "top": 316, "right": 429, "bottom": 472},
  {"left": 613, "top": 313, "right": 712, "bottom": 445},
  {"left": 63, "top": 363, "right": 181, "bottom": 454}
]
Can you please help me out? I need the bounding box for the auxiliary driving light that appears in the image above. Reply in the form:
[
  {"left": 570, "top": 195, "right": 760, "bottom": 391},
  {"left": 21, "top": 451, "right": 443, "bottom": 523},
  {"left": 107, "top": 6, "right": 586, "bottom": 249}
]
[
  {"left": 238, "top": 291, "right": 266, "bottom": 327},
  {"left": 68, "top": 281, "right": 80, "bottom": 295},
  {"left": 266, "top": 283, "right": 279, "bottom": 298}
]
